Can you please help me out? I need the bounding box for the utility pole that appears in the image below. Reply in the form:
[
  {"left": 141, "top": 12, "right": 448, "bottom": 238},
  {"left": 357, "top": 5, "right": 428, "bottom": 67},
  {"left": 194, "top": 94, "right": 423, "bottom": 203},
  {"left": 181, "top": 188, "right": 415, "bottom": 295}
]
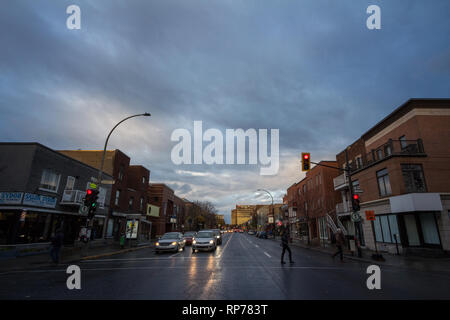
[{"left": 345, "top": 148, "right": 362, "bottom": 258}]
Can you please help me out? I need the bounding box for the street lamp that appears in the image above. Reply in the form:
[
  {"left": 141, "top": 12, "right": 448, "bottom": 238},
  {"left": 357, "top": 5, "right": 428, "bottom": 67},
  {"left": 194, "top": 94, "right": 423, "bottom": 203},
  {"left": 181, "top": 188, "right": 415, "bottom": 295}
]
[{"left": 87, "top": 113, "right": 151, "bottom": 241}]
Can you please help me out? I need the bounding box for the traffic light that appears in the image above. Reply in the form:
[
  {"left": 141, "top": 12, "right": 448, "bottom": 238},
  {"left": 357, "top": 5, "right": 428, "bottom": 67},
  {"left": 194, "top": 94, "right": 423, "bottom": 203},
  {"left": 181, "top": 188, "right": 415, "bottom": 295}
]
[
  {"left": 352, "top": 194, "right": 360, "bottom": 212},
  {"left": 83, "top": 189, "right": 99, "bottom": 219},
  {"left": 301, "top": 152, "right": 311, "bottom": 171}
]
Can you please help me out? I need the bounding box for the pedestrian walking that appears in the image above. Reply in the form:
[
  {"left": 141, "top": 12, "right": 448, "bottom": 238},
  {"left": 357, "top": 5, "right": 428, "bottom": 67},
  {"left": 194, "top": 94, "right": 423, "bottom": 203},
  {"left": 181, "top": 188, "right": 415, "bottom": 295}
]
[
  {"left": 332, "top": 228, "right": 345, "bottom": 262},
  {"left": 280, "top": 222, "right": 294, "bottom": 264},
  {"left": 50, "top": 228, "right": 64, "bottom": 265}
]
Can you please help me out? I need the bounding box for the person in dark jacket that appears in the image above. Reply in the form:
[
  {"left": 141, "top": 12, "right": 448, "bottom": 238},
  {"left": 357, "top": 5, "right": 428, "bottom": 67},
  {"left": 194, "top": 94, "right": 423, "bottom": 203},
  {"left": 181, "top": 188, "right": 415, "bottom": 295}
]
[
  {"left": 50, "top": 228, "right": 64, "bottom": 265},
  {"left": 280, "top": 222, "right": 294, "bottom": 264},
  {"left": 332, "top": 228, "right": 345, "bottom": 261}
]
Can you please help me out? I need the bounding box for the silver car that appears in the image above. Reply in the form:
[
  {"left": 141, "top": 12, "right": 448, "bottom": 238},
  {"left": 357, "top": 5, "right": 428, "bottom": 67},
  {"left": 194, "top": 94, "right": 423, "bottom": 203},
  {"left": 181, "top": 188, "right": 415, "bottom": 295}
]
[
  {"left": 192, "top": 231, "right": 217, "bottom": 253},
  {"left": 155, "top": 232, "right": 186, "bottom": 253}
]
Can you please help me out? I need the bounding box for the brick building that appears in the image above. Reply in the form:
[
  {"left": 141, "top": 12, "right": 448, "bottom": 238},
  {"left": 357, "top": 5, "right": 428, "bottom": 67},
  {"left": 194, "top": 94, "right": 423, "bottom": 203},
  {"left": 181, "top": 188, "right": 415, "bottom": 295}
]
[
  {"left": 288, "top": 161, "right": 341, "bottom": 245},
  {"left": 334, "top": 98, "right": 450, "bottom": 255},
  {"left": 58, "top": 149, "right": 150, "bottom": 242}
]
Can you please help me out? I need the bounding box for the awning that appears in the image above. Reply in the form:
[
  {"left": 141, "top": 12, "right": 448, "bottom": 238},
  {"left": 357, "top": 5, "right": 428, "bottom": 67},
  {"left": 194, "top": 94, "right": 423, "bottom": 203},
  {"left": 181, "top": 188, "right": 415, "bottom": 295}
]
[{"left": 390, "top": 193, "right": 443, "bottom": 213}]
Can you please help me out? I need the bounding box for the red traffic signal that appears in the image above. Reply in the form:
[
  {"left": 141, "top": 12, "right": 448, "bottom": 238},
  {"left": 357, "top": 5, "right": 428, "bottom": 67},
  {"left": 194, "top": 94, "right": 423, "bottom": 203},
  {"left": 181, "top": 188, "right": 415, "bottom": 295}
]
[
  {"left": 353, "top": 194, "right": 359, "bottom": 200},
  {"left": 301, "top": 152, "right": 311, "bottom": 172},
  {"left": 86, "top": 189, "right": 93, "bottom": 195},
  {"left": 303, "top": 154, "right": 309, "bottom": 160}
]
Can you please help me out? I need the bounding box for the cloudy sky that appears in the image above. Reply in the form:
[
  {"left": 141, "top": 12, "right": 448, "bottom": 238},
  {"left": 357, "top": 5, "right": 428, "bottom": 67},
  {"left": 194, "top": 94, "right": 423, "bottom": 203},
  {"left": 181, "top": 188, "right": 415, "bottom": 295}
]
[{"left": 1, "top": 1, "right": 449, "bottom": 223}]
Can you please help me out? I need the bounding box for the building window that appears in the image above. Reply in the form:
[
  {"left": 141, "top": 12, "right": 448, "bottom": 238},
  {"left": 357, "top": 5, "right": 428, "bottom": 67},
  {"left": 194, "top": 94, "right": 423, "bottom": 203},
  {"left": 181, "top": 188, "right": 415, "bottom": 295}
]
[
  {"left": 352, "top": 180, "right": 360, "bottom": 192},
  {"left": 118, "top": 165, "right": 124, "bottom": 181},
  {"left": 65, "top": 176, "right": 75, "bottom": 190},
  {"left": 402, "top": 164, "right": 427, "bottom": 193},
  {"left": 140, "top": 197, "right": 144, "bottom": 211},
  {"left": 373, "top": 214, "right": 400, "bottom": 244},
  {"left": 319, "top": 217, "right": 328, "bottom": 239},
  {"left": 377, "top": 168, "right": 392, "bottom": 197},
  {"left": 115, "top": 190, "right": 120, "bottom": 206},
  {"left": 303, "top": 185, "right": 306, "bottom": 194},
  {"left": 376, "top": 149, "right": 383, "bottom": 161},
  {"left": 39, "top": 169, "right": 61, "bottom": 192},
  {"left": 129, "top": 197, "right": 134, "bottom": 210},
  {"left": 355, "top": 156, "right": 363, "bottom": 169},
  {"left": 399, "top": 135, "right": 407, "bottom": 149},
  {"left": 142, "top": 177, "right": 146, "bottom": 184},
  {"left": 384, "top": 145, "right": 392, "bottom": 157}
]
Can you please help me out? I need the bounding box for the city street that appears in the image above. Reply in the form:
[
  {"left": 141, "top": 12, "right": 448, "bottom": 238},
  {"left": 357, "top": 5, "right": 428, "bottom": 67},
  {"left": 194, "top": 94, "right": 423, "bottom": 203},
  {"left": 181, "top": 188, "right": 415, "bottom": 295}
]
[{"left": 1, "top": 232, "right": 449, "bottom": 300}]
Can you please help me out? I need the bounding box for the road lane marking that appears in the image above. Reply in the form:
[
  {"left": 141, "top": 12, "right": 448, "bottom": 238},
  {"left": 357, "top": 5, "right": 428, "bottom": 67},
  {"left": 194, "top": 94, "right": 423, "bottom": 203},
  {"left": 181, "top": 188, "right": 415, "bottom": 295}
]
[
  {"left": 264, "top": 252, "right": 271, "bottom": 258},
  {"left": 217, "top": 232, "right": 233, "bottom": 258},
  {"left": 255, "top": 244, "right": 259, "bottom": 248}
]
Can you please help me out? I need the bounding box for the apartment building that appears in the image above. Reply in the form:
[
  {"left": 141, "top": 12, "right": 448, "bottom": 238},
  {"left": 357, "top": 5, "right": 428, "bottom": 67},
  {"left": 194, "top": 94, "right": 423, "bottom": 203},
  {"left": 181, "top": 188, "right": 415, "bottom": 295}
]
[{"left": 334, "top": 99, "right": 450, "bottom": 255}]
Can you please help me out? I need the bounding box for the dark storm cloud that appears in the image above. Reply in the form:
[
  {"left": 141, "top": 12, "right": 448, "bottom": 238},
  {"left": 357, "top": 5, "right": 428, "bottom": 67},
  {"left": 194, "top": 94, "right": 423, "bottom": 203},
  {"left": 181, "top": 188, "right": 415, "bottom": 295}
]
[{"left": 1, "top": 0, "right": 449, "bottom": 223}]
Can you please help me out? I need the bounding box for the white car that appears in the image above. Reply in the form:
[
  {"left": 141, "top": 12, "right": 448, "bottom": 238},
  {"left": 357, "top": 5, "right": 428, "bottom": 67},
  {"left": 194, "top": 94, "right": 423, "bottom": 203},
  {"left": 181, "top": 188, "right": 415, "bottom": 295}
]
[
  {"left": 192, "top": 231, "right": 217, "bottom": 253},
  {"left": 155, "top": 232, "right": 186, "bottom": 253}
]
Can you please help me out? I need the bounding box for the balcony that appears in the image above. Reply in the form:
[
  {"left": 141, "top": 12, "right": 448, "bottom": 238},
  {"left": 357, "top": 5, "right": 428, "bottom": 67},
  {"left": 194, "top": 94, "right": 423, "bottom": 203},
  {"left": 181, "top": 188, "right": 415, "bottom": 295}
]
[
  {"left": 336, "top": 201, "right": 352, "bottom": 216},
  {"left": 333, "top": 173, "right": 349, "bottom": 191},
  {"left": 60, "top": 190, "right": 85, "bottom": 206},
  {"left": 350, "top": 139, "right": 425, "bottom": 174}
]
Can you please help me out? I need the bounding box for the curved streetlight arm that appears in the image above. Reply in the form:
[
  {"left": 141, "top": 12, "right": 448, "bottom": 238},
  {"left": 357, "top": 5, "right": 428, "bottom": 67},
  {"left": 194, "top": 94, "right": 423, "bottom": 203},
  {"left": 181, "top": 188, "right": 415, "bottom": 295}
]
[
  {"left": 97, "top": 113, "right": 151, "bottom": 184},
  {"left": 257, "top": 188, "right": 273, "bottom": 205}
]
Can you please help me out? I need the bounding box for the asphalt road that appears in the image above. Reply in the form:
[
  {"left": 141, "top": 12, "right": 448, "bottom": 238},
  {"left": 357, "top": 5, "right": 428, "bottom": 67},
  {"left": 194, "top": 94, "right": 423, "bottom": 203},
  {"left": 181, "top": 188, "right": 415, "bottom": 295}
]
[{"left": 1, "top": 232, "right": 450, "bottom": 299}]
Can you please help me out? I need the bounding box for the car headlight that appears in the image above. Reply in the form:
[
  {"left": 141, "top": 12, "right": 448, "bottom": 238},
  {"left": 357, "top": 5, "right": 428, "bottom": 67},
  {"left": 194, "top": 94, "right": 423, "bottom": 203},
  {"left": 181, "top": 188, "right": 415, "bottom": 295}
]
[
  {"left": 209, "top": 240, "right": 214, "bottom": 244},
  {"left": 216, "top": 236, "right": 220, "bottom": 238},
  {"left": 171, "top": 242, "right": 177, "bottom": 246},
  {"left": 156, "top": 242, "right": 159, "bottom": 246},
  {"left": 193, "top": 240, "right": 196, "bottom": 244},
  {"left": 183, "top": 239, "right": 186, "bottom": 242}
]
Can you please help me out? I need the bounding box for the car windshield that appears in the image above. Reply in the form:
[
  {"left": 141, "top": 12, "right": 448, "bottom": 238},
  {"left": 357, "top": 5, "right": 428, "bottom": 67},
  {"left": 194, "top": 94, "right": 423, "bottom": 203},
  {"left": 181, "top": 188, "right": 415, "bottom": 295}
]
[
  {"left": 184, "top": 232, "right": 196, "bottom": 236},
  {"left": 196, "top": 232, "right": 213, "bottom": 238},
  {"left": 160, "top": 233, "right": 179, "bottom": 239}
]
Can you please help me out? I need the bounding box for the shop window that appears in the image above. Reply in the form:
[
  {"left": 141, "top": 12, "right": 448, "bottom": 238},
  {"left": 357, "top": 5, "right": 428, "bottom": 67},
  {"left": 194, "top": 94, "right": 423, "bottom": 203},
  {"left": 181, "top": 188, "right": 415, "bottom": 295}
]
[
  {"left": 39, "top": 169, "right": 61, "bottom": 192},
  {"left": 319, "top": 217, "right": 328, "bottom": 239},
  {"left": 376, "top": 168, "right": 392, "bottom": 197},
  {"left": 404, "top": 214, "right": 420, "bottom": 246},
  {"left": 402, "top": 164, "right": 427, "bottom": 193},
  {"left": 419, "top": 213, "right": 440, "bottom": 245},
  {"left": 373, "top": 214, "right": 400, "bottom": 244}
]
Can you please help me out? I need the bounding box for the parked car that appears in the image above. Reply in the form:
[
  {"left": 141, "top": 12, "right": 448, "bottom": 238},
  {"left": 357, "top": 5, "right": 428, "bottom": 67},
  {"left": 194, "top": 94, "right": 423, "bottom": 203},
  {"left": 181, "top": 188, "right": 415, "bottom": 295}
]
[
  {"left": 192, "top": 231, "right": 217, "bottom": 253},
  {"left": 183, "top": 231, "right": 197, "bottom": 246},
  {"left": 155, "top": 232, "right": 186, "bottom": 253},
  {"left": 258, "top": 231, "right": 268, "bottom": 239},
  {"left": 239, "top": 229, "right": 244, "bottom": 233},
  {"left": 248, "top": 230, "right": 256, "bottom": 235}
]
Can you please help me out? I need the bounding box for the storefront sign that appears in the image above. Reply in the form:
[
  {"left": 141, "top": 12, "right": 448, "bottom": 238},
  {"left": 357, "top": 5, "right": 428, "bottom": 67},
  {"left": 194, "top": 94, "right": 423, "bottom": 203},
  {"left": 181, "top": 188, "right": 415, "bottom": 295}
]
[
  {"left": 23, "top": 193, "right": 57, "bottom": 208},
  {"left": 268, "top": 216, "right": 274, "bottom": 223},
  {"left": 0, "top": 192, "right": 24, "bottom": 205},
  {"left": 170, "top": 217, "right": 177, "bottom": 223},
  {"left": 365, "top": 210, "right": 375, "bottom": 221},
  {"left": 146, "top": 204, "right": 160, "bottom": 217}
]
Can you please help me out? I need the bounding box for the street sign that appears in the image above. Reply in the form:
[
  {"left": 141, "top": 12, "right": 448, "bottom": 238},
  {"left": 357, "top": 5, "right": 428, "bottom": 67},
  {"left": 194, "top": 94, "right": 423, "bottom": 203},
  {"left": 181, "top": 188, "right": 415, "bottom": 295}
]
[
  {"left": 79, "top": 205, "right": 89, "bottom": 215},
  {"left": 89, "top": 182, "right": 97, "bottom": 189},
  {"left": 351, "top": 212, "right": 361, "bottom": 222},
  {"left": 353, "top": 188, "right": 364, "bottom": 194},
  {"left": 100, "top": 180, "right": 115, "bottom": 185},
  {"left": 365, "top": 210, "right": 375, "bottom": 221}
]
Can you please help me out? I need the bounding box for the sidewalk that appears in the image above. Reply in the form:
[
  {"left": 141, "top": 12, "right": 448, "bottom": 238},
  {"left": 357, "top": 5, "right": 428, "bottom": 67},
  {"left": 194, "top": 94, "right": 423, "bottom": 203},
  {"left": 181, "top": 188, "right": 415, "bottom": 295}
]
[
  {"left": 268, "top": 236, "right": 450, "bottom": 274},
  {"left": 0, "top": 240, "right": 156, "bottom": 272}
]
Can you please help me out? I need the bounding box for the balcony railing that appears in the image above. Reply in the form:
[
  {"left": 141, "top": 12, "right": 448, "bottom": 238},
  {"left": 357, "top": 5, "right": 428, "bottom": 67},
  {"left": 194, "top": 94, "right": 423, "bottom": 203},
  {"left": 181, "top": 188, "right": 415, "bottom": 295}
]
[
  {"left": 333, "top": 173, "right": 349, "bottom": 190},
  {"left": 350, "top": 139, "right": 425, "bottom": 173},
  {"left": 60, "top": 190, "right": 85, "bottom": 205}
]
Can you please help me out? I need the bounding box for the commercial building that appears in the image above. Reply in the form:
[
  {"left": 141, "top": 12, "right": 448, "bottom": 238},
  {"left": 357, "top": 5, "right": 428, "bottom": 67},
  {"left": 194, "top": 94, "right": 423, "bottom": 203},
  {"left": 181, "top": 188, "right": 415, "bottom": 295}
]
[
  {"left": 216, "top": 214, "right": 225, "bottom": 227},
  {"left": 0, "top": 143, "right": 112, "bottom": 250},
  {"left": 334, "top": 98, "right": 450, "bottom": 255},
  {"left": 233, "top": 205, "right": 256, "bottom": 226},
  {"left": 58, "top": 149, "right": 150, "bottom": 242}
]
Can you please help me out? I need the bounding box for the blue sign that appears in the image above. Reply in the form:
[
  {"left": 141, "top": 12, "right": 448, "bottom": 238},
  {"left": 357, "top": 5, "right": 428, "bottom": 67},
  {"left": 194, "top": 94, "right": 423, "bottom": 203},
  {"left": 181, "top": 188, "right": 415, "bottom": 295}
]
[
  {"left": 0, "top": 192, "right": 24, "bottom": 205},
  {"left": 23, "top": 193, "right": 57, "bottom": 208}
]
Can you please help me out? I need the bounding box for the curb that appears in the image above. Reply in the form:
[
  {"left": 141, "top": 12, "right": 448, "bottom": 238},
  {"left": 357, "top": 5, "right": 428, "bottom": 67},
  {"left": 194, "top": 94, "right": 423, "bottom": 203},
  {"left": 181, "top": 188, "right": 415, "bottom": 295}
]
[{"left": 79, "top": 244, "right": 153, "bottom": 261}]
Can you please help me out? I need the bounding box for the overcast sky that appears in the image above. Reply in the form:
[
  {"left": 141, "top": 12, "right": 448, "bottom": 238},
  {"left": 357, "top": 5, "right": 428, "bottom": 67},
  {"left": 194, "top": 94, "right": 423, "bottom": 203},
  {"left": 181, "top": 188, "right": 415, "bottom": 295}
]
[{"left": 1, "top": 1, "right": 449, "bottom": 223}]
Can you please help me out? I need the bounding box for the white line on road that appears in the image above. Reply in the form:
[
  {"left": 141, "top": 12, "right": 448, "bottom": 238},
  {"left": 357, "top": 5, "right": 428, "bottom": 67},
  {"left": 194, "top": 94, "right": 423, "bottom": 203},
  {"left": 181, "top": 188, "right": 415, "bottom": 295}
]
[
  {"left": 217, "top": 232, "right": 233, "bottom": 258},
  {"left": 264, "top": 252, "right": 271, "bottom": 258},
  {"left": 255, "top": 244, "right": 259, "bottom": 248}
]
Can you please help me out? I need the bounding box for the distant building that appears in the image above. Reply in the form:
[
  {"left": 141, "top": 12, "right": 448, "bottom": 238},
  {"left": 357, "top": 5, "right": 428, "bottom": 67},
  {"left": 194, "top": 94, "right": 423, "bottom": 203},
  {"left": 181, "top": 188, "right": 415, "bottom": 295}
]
[{"left": 216, "top": 214, "right": 225, "bottom": 227}]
